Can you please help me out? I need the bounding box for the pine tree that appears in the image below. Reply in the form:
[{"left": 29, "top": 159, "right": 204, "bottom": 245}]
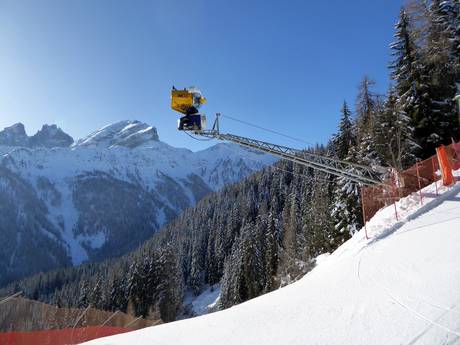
[
  {"left": 89, "top": 275, "right": 104, "bottom": 310},
  {"left": 126, "top": 260, "right": 143, "bottom": 316},
  {"left": 333, "top": 101, "right": 356, "bottom": 160},
  {"left": 219, "top": 239, "right": 244, "bottom": 309},
  {"left": 377, "top": 87, "right": 418, "bottom": 169},
  {"left": 154, "top": 245, "right": 184, "bottom": 322},
  {"left": 390, "top": 8, "right": 417, "bottom": 93},
  {"left": 331, "top": 87, "right": 372, "bottom": 242},
  {"left": 393, "top": 4, "right": 459, "bottom": 156},
  {"left": 424, "top": 0, "right": 460, "bottom": 147},
  {"left": 189, "top": 234, "right": 206, "bottom": 295},
  {"left": 77, "top": 280, "right": 89, "bottom": 308},
  {"left": 241, "top": 220, "right": 265, "bottom": 299},
  {"left": 356, "top": 76, "right": 378, "bottom": 139},
  {"left": 108, "top": 275, "right": 127, "bottom": 312},
  {"left": 331, "top": 146, "right": 363, "bottom": 240},
  {"left": 263, "top": 212, "right": 280, "bottom": 292},
  {"left": 220, "top": 220, "right": 264, "bottom": 307},
  {"left": 390, "top": 7, "right": 427, "bottom": 156},
  {"left": 454, "top": 1, "right": 460, "bottom": 76}
]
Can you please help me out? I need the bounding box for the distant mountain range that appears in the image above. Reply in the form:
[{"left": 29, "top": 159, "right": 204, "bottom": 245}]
[
  {"left": 0, "top": 120, "right": 276, "bottom": 286},
  {"left": 0, "top": 123, "right": 73, "bottom": 148}
]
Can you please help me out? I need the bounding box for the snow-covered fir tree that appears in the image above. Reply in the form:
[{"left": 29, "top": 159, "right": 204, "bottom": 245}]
[
  {"left": 417, "top": 0, "right": 458, "bottom": 148},
  {"left": 377, "top": 87, "right": 418, "bottom": 170},
  {"left": 89, "top": 275, "right": 104, "bottom": 310},
  {"left": 331, "top": 146, "right": 363, "bottom": 241},
  {"left": 331, "top": 101, "right": 361, "bottom": 242},
  {"left": 390, "top": 7, "right": 428, "bottom": 157},
  {"left": 77, "top": 280, "right": 89, "bottom": 308},
  {"left": 332, "top": 101, "right": 356, "bottom": 160},
  {"left": 356, "top": 76, "right": 378, "bottom": 140},
  {"left": 332, "top": 76, "right": 381, "bottom": 241},
  {"left": 393, "top": 3, "right": 459, "bottom": 156}
]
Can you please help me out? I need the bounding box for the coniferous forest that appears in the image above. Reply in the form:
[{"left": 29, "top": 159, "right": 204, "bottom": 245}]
[{"left": 1, "top": 0, "right": 459, "bottom": 323}]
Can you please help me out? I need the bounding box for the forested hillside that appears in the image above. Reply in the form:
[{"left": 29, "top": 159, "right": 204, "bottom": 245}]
[{"left": 1, "top": 0, "right": 459, "bottom": 324}]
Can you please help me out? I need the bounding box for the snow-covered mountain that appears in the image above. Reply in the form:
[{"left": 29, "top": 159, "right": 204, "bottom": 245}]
[
  {"left": 0, "top": 123, "right": 73, "bottom": 149},
  {"left": 0, "top": 121, "right": 276, "bottom": 286},
  {"left": 85, "top": 174, "right": 460, "bottom": 345},
  {"left": 73, "top": 121, "right": 159, "bottom": 149}
]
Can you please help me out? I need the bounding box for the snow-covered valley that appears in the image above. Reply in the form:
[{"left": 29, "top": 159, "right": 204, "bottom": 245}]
[
  {"left": 85, "top": 176, "right": 460, "bottom": 345},
  {"left": 0, "top": 121, "right": 276, "bottom": 286}
]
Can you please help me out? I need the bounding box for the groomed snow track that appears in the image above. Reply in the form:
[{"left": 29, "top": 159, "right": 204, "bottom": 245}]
[{"left": 85, "top": 178, "right": 460, "bottom": 345}]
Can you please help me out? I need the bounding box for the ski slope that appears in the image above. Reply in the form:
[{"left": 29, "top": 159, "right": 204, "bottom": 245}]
[{"left": 85, "top": 178, "right": 460, "bottom": 345}]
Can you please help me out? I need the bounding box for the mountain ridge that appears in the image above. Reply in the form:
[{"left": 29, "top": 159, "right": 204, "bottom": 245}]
[
  {"left": 0, "top": 120, "right": 276, "bottom": 286},
  {"left": 0, "top": 123, "right": 73, "bottom": 148}
]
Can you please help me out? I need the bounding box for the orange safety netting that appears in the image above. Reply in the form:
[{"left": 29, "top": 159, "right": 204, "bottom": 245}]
[
  {"left": 0, "top": 326, "right": 133, "bottom": 345},
  {"left": 361, "top": 141, "right": 459, "bottom": 224}
]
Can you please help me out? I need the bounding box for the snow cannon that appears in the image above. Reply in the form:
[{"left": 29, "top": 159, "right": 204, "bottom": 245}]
[
  {"left": 171, "top": 87, "right": 207, "bottom": 131},
  {"left": 171, "top": 87, "right": 206, "bottom": 115}
]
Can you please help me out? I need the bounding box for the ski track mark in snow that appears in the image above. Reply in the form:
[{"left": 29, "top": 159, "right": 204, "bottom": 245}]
[
  {"left": 406, "top": 308, "right": 458, "bottom": 345},
  {"left": 383, "top": 284, "right": 460, "bottom": 339},
  {"left": 406, "top": 297, "right": 460, "bottom": 318},
  {"left": 359, "top": 247, "right": 460, "bottom": 341}
]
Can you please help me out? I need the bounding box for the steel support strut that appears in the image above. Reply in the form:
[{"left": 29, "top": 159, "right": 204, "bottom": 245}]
[{"left": 196, "top": 125, "right": 380, "bottom": 185}]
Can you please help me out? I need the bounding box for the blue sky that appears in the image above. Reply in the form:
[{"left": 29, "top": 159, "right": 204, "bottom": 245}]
[{"left": 0, "top": 0, "right": 403, "bottom": 151}]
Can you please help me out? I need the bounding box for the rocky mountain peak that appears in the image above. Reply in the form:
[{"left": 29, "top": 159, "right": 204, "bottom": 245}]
[
  {"left": 0, "top": 123, "right": 74, "bottom": 149},
  {"left": 29, "top": 124, "right": 74, "bottom": 148},
  {"left": 0, "top": 123, "right": 29, "bottom": 146},
  {"left": 75, "top": 120, "right": 160, "bottom": 149}
]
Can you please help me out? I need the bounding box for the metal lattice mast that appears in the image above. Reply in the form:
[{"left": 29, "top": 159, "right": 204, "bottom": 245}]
[{"left": 197, "top": 116, "right": 381, "bottom": 185}]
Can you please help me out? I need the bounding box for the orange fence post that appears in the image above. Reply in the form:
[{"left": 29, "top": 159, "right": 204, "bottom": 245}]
[{"left": 436, "top": 146, "right": 455, "bottom": 186}]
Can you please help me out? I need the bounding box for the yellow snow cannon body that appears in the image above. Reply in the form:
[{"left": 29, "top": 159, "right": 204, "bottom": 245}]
[
  {"left": 171, "top": 87, "right": 206, "bottom": 115},
  {"left": 172, "top": 87, "right": 207, "bottom": 131}
]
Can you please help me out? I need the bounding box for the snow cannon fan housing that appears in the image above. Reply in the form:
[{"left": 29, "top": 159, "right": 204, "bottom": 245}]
[
  {"left": 178, "top": 114, "right": 207, "bottom": 131},
  {"left": 171, "top": 87, "right": 207, "bottom": 131}
]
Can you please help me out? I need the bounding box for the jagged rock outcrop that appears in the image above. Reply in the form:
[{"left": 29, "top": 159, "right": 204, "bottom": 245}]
[
  {"left": 29, "top": 124, "right": 74, "bottom": 148},
  {"left": 0, "top": 123, "right": 29, "bottom": 147},
  {"left": 0, "top": 123, "right": 74, "bottom": 148}
]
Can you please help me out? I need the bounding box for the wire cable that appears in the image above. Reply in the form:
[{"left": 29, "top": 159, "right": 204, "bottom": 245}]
[
  {"left": 183, "top": 131, "right": 214, "bottom": 142},
  {"left": 221, "top": 114, "right": 315, "bottom": 147}
]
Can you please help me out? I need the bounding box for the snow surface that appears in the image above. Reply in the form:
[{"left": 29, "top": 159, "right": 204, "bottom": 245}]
[
  {"left": 84, "top": 176, "right": 460, "bottom": 345},
  {"left": 183, "top": 284, "right": 221, "bottom": 317}
]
